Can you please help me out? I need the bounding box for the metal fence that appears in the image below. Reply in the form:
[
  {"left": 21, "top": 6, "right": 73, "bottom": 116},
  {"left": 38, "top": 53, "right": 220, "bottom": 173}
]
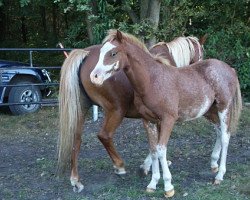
[
  {"left": 0, "top": 48, "right": 68, "bottom": 106},
  {"left": 0, "top": 48, "right": 99, "bottom": 120}
]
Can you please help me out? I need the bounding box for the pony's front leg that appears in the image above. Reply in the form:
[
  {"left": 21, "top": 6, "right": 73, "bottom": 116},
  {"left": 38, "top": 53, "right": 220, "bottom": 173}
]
[
  {"left": 158, "top": 145, "right": 174, "bottom": 198},
  {"left": 146, "top": 151, "right": 160, "bottom": 192},
  {"left": 158, "top": 116, "right": 176, "bottom": 198},
  {"left": 98, "top": 110, "right": 126, "bottom": 175},
  {"left": 70, "top": 118, "right": 84, "bottom": 193}
]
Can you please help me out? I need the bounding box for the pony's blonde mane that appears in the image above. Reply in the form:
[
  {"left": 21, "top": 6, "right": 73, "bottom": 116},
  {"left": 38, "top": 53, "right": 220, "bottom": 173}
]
[
  {"left": 103, "top": 29, "right": 150, "bottom": 54},
  {"left": 152, "top": 36, "right": 202, "bottom": 68},
  {"left": 153, "top": 54, "right": 171, "bottom": 66},
  {"left": 104, "top": 29, "right": 170, "bottom": 66},
  {"left": 167, "top": 36, "right": 201, "bottom": 67}
]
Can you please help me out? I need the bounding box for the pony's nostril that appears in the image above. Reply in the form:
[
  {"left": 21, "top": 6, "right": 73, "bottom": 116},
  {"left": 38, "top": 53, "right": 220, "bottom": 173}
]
[{"left": 95, "top": 74, "right": 98, "bottom": 78}]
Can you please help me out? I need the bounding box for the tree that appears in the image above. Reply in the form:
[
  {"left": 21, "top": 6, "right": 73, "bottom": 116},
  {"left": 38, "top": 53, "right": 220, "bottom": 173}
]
[
  {"left": 122, "top": 0, "right": 161, "bottom": 46},
  {"left": 0, "top": 0, "right": 249, "bottom": 98}
]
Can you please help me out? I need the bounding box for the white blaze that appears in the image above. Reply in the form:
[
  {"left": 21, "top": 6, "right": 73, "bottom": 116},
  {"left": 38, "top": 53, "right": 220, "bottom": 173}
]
[
  {"left": 90, "top": 42, "right": 117, "bottom": 85},
  {"left": 98, "top": 42, "right": 116, "bottom": 67}
]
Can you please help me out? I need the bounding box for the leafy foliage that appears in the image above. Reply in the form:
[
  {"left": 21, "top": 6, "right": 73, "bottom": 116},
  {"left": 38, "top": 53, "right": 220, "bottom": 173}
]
[{"left": 0, "top": 0, "right": 249, "bottom": 99}]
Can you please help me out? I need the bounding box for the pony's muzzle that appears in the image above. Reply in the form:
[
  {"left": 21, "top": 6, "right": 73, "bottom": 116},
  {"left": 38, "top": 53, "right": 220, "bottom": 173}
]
[{"left": 90, "top": 70, "right": 105, "bottom": 86}]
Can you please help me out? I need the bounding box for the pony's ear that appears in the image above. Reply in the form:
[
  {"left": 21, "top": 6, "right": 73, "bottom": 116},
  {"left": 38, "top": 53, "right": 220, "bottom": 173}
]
[
  {"left": 116, "top": 30, "right": 123, "bottom": 43},
  {"left": 199, "top": 34, "right": 208, "bottom": 45}
]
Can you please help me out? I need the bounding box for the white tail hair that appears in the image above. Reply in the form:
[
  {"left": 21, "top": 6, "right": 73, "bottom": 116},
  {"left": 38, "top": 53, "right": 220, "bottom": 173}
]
[{"left": 57, "top": 49, "right": 89, "bottom": 173}]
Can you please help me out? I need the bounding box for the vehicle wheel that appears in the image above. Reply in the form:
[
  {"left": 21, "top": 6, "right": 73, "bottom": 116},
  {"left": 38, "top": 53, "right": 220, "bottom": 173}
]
[{"left": 8, "top": 81, "right": 42, "bottom": 115}]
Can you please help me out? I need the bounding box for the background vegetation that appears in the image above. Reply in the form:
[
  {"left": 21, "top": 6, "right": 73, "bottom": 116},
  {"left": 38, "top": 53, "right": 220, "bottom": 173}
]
[{"left": 0, "top": 0, "right": 249, "bottom": 100}]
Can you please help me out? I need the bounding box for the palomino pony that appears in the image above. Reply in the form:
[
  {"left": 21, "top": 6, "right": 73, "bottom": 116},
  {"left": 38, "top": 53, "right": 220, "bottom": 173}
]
[
  {"left": 57, "top": 33, "right": 206, "bottom": 192},
  {"left": 90, "top": 30, "right": 242, "bottom": 198}
]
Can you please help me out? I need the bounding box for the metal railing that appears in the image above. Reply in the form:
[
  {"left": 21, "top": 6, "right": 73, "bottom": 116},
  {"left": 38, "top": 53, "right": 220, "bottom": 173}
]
[
  {"left": 0, "top": 48, "right": 99, "bottom": 121},
  {"left": 0, "top": 65, "right": 60, "bottom": 106}
]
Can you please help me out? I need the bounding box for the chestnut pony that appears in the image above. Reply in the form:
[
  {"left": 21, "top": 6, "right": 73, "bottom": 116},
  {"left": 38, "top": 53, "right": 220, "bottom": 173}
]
[
  {"left": 90, "top": 30, "right": 242, "bottom": 198},
  {"left": 57, "top": 33, "right": 205, "bottom": 192}
]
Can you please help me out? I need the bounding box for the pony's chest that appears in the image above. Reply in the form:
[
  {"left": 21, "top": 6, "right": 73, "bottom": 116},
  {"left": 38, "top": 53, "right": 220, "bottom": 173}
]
[{"left": 133, "top": 93, "right": 159, "bottom": 122}]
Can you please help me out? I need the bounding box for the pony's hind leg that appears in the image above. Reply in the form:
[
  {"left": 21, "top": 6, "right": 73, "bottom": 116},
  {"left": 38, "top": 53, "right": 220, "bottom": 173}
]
[
  {"left": 214, "top": 109, "right": 231, "bottom": 184},
  {"left": 70, "top": 117, "right": 84, "bottom": 193},
  {"left": 140, "top": 153, "right": 152, "bottom": 176},
  {"left": 140, "top": 122, "right": 172, "bottom": 176},
  {"left": 204, "top": 104, "right": 221, "bottom": 173},
  {"left": 211, "top": 125, "right": 221, "bottom": 173},
  {"left": 140, "top": 122, "right": 158, "bottom": 176},
  {"left": 143, "top": 121, "right": 160, "bottom": 193},
  {"left": 144, "top": 117, "right": 175, "bottom": 198},
  {"left": 98, "top": 109, "right": 126, "bottom": 175}
]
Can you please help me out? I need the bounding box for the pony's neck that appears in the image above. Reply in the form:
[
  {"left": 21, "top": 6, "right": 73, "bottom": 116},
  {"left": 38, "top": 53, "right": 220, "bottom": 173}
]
[{"left": 123, "top": 42, "right": 161, "bottom": 95}]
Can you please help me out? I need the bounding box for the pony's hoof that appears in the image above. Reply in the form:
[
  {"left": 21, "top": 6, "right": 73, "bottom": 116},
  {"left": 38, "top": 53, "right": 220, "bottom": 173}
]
[
  {"left": 164, "top": 189, "right": 175, "bottom": 198},
  {"left": 146, "top": 187, "right": 155, "bottom": 193},
  {"left": 71, "top": 177, "right": 84, "bottom": 193},
  {"left": 211, "top": 167, "right": 219, "bottom": 174},
  {"left": 113, "top": 166, "right": 126, "bottom": 175},
  {"left": 72, "top": 184, "right": 84, "bottom": 193},
  {"left": 167, "top": 160, "right": 172, "bottom": 166},
  {"left": 213, "top": 179, "right": 221, "bottom": 185}
]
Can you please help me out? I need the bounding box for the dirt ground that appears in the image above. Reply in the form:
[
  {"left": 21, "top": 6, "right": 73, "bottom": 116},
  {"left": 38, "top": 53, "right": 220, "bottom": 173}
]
[{"left": 0, "top": 107, "right": 249, "bottom": 200}]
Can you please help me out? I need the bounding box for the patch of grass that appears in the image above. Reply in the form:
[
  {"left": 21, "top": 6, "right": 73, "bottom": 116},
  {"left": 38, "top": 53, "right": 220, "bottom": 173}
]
[
  {"left": 0, "top": 107, "right": 249, "bottom": 200},
  {"left": 230, "top": 164, "right": 250, "bottom": 197},
  {"left": 0, "top": 107, "right": 59, "bottom": 137}
]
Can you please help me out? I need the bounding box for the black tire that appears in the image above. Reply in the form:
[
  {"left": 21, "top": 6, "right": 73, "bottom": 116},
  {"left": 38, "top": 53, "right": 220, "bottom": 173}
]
[{"left": 8, "top": 81, "right": 42, "bottom": 115}]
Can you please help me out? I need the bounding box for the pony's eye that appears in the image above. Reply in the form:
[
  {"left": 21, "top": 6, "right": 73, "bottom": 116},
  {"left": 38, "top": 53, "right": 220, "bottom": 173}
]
[{"left": 111, "top": 52, "right": 117, "bottom": 57}]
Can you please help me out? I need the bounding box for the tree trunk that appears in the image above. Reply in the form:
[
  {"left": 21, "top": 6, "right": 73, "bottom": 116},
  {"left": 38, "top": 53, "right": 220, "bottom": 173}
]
[
  {"left": 0, "top": 7, "right": 6, "bottom": 42},
  {"left": 125, "top": 0, "right": 161, "bottom": 46},
  {"left": 140, "top": 0, "right": 150, "bottom": 19},
  {"left": 86, "top": 12, "right": 94, "bottom": 44},
  {"left": 21, "top": 16, "right": 27, "bottom": 43},
  {"left": 146, "top": 0, "right": 161, "bottom": 47},
  {"left": 40, "top": 6, "right": 47, "bottom": 40},
  {"left": 85, "top": 0, "right": 98, "bottom": 44},
  {"left": 52, "top": 3, "right": 58, "bottom": 42}
]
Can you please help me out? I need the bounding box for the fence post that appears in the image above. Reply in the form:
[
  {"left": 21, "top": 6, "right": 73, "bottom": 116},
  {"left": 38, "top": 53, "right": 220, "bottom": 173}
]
[
  {"left": 29, "top": 50, "right": 33, "bottom": 67},
  {"left": 93, "top": 105, "right": 98, "bottom": 121}
]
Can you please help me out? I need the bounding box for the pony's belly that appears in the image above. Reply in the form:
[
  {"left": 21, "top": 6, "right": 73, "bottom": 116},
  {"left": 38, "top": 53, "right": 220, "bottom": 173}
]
[{"left": 178, "top": 96, "right": 212, "bottom": 121}]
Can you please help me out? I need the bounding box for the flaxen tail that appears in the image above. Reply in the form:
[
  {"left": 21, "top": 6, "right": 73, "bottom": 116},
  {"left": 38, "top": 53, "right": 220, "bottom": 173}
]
[
  {"left": 57, "top": 49, "right": 90, "bottom": 174},
  {"left": 229, "top": 78, "right": 242, "bottom": 134}
]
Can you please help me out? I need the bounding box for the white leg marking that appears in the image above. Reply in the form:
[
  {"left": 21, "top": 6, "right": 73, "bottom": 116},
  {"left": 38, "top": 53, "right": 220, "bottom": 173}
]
[
  {"left": 113, "top": 165, "right": 126, "bottom": 175},
  {"left": 70, "top": 177, "right": 84, "bottom": 193},
  {"left": 157, "top": 145, "right": 174, "bottom": 192},
  {"left": 211, "top": 125, "right": 222, "bottom": 170},
  {"left": 140, "top": 153, "right": 172, "bottom": 176},
  {"left": 140, "top": 153, "right": 152, "bottom": 175},
  {"left": 147, "top": 152, "right": 160, "bottom": 190},
  {"left": 215, "top": 109, "right": 230, "bottom": 181}
]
